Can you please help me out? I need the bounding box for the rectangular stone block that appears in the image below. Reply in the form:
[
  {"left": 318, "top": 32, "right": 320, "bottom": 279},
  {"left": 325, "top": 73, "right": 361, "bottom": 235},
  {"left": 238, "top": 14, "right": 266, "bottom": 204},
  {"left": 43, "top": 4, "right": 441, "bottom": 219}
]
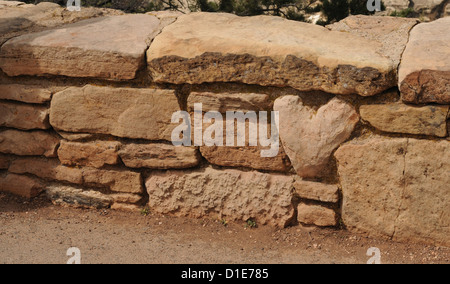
[
  {"left": 0, "top": 129, "right": 59, "bottom": 157},
  {"left": 0, "top": 173, "right": 44, "bottom": 198},
  {"left": 49, "top": 85, "right": 180, "bottom": 141},
  {"left": 294, "top": 180, "right": 339, "bottom": 203},
  {"left": 58, "top": 140, "right": 121, "bottom": 168},
  {"left": 335, "top": 137, "right": 450, "bottom": 247},
  {"left": 146, "top": 167, "right": 295, "bottom": 228},
  {"left": 297, "top": 203, "right": 337, "bottom": 227},
  {"left": 0, "top": 101, "right": 49, "bottom": 130},
  {"left": 0, "top": 84, "right": 52, "bottom": 104}
]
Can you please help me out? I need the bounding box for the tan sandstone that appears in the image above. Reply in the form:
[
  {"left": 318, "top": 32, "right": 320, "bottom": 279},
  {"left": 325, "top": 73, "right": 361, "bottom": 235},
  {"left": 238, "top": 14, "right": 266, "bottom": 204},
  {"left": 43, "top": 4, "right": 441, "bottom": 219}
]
[
  {"left": 294, "top": 179, "right": 340, "bottom": 203},
  {"left": 0, "top": 101, "right": 49, "bottom": 130},
  {"left": 274, "top": 96, "right": 359, "bottom": 178},
  {"left": 0, "top": 84, "right": 52, "bottom": 104},
  {"left": 50, "top": 85, "right": 180, "bottom": 141},
  {"left": 119, "top": 143, "right": 200, "bottom": 169},
  {"left": 335, "top": 137, "right": 450, "bottom": 247},
  {"left": 0, "top": 173, "right": 44, "bottom": 198},
  {"left": 146, "top": 167, "right": 295, "bottom": 228},
  {"left": 297, "top": 203, "right": 337, "bottom": 227},
  {"left": 399, "top": 17, "right": 450, "bottom": 104},
  {"left": 0, "top": 15, "right": 161, "bottom": 80},
  {"left": 58, "top": 140, "right": 121, "bottom": 168},
  {"left": 0, "top": 129, "right": 59, "bottom": 157},
  {"left": 187, "top": 92, "right": 271, "bottom": 113},
  {"left": 360, "top": 103, "right": 449, "bottom": 137},
  {"left": 148, "top": 12, "right": 398, "bottom": 96}
]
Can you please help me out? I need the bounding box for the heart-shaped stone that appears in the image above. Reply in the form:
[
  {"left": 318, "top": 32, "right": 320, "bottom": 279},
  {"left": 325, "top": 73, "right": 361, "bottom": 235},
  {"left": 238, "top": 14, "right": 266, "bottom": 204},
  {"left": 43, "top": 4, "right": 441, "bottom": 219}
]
[{"left": 274, "top": 96, "right": 359, "bottom": 178}]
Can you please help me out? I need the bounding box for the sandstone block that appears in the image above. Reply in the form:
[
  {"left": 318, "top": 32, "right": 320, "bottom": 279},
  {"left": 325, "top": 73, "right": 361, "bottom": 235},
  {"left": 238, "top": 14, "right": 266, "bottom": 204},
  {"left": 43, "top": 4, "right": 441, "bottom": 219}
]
[
  {"left": 0, "top": 85, "right": 52, "bottom": 104},
  {"left": 0, "top": 15, "right": 161, "bottom": 80},
  {"left": 119, "top": 143, "right": 200, "bottom": 169},
  {"left": 49, "top": 85, "right": 180, "bottom": 141},
  {"left": 360, "top": 103, "right": 449, "bottom": 137},
  {"left": 146, "top": 167, "right": 295, "bottom": 227},
  {"left": 294, "top": 180, "right": 339, "bottom": 203},
  {"left": 399, "top": 17, "right": 450, "bottom": 104},
  {"left": 0, "top": 173, "right": 44, "bottom": 198},
  {"left": 58, "top": 140, "right": 121, "bottom": 168},
  {"left": 187, "top": 92, "right": 271, "bottom": 113},
  {"left": 335, "top": 137, "right": 450, "bottom": 247},
  {"left": 274, "top": 96, "right": 359, "bottom": 178},
  {"left": 0, "top": 129, "right": 59, "bottom": 157},
  {"left": 0, "top": 101, "right": 49, "bottom": 130},
  {"left": 148, "top": 13, "right": 397, "bottom": 96},
  {"left": 297, "top": 203, "right": 337, "bottom": 227}
]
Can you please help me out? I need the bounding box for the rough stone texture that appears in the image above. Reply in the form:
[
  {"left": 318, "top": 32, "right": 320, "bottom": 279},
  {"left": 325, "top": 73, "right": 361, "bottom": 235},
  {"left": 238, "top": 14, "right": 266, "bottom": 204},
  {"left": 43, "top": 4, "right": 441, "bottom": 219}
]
[
  {"left": 50, "top": 85, "right": 180, "bottom": 141},
  {"left": 119, "top": 143, "right": 200, "bottom": 169},
  {"left": 46, "top": 184, "right": 112, "bottom": 209},
  {"left": 56, "top": 132, "right": 97, "bottom": 142},
  {"left": 0, "top": 15, "right": 161, "bottom": 80},
  {"left": 327, "top": 15, "right": 418, "bottom": 76},
  {"left": 187, "top": 92, "right": 271, "bottom": 113},
  {"left": 0, "top": 173, "right": 44, "bottom": 198},
  {"left": 58, "top": 140, "right": 121, "bottom": 168},
  {"left": 0, "top": 154, "right": 10, "bottom": 169},
  {"left": 0, "top": 101, "right": 49, "bottom": 130},
  {"left": 274, "top": 96, "right": 359, "bottom": 178},
  {"left": 335, "top": 137, "right": 450, "bottom": 247},
  {"left": 297, "top": 203, "right": 337, "bottom": 227},
  {"left": 399, "top": 17, "right": 450, "bottom": 104},
  {"left": 0, "top": 84, "right": 52, "bottom": 104},
  {"left": 146, "top": 10, "right": 182, "bottom": 29},
  {"left": 200, "top": 146, "right": 291, "bottom": 172},
  {"left": 148, "top": 12, "right": 397, "bottom": 96},
  {"left": 360, "top": 103, "right": 449, "bottom": 137},
  {"left": 9, "top": 157, "right": 143, "bottom": 194},
  {"left": 294, "top": 179, "right": 339, "bottom": 203},
  {"left": 0, "top": 2, "right": 124, "bottom": 46},
  {"left": 110, "top": 193, "right": 142, "bottom": 204},
  {"left": 146, "top": 167, "right": 295, "bottom": 228},
  {"left": 0, "top": 129, "right": 59, "bottom": 157}
]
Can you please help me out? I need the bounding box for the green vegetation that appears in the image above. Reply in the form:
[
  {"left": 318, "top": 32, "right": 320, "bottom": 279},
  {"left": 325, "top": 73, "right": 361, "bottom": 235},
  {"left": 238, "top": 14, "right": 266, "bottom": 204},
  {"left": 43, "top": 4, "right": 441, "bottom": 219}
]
[{"left": 22, "top": 0, "right": 385, "bottom": 24}]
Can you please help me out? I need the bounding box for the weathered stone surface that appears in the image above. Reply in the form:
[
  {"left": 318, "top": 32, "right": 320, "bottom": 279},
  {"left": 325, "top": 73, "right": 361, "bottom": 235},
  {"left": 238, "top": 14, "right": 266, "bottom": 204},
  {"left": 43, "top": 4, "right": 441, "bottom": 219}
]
[
  {"left": 50, "top": 85, "right": 180, "bottom": 141},
  {"left": 146, "top": 167, "right": 295, "bottom": 227},
  {"left": 9, "top": 157, "right": 143, "bottom": 194},
  {"left": 194, "top": 115, "right": 292, "bottom": 172},
  {"left": 82, "top": 168, "right": 143, "bottom": 194},
  {"left": 187, "top": 92, "right": 271, "bottom": 113},
  {"left": 0, "top": 15, "right": 161, "bottom": 80},
  {"left": 294, "top": 179, "right": 339, "bottom": 203},
  {"left": 0, "top": 85, "right": 52, "bottom": 104},
  {"left": 335, "top": 137, "right": 450, "bottom": 247},
  {"left": 9, "top": 158, "right": 84, "bottom": 184},
  {"left": 327, "top": 15, "right": 418, "bottom": 74},
  {"left": 0, "top": 2, "right": 123, "bottom": 46},
  {"left": 200, "top": 146, "right": 291, "bottom": 172},
  {"left": 0, "top": 173, "right": 44, "bottom": 198},
  {"left": 146, "top": 10, "right": 182, "bottom": 29},
  {"left": 111, "top": 203, "right": 141, "bottom": 211},
  {"left": 297, "top": 203, "right": 337, "bottom": 227},
  {"left": 58, "top": 140, "right": 121, "bottom": 168},
  {"left": 399, "top": 17, "right": 450, "bottom": 104},
  {"left": 0, "top": 129, "right": 59, "bottom": 157},
  {"left": 110, "top": 193, "right": 142, "bottom": 204},
  {"left": 274, "top": 96, "right": 359, "bottom": 178},
  {"left": 46, "top": 184, "right": 112, "bottom": 209},
  {"left": 360, "top": 103, "right": 449, "bottom": 137},
  {"left": 119, "top": 143, "right": 200, "bottom": 169},
  {"left": 0, "top": 101, "right": 49, "bottom": 130},
  {"left": 148, "top": 13, "right": 397, "bottom": 96},
  {"left": 56, "top": 132, "right": 97, "bottom": 142},
  {"left": 0, "top": 154, "right": 10, "bottom": 169}
]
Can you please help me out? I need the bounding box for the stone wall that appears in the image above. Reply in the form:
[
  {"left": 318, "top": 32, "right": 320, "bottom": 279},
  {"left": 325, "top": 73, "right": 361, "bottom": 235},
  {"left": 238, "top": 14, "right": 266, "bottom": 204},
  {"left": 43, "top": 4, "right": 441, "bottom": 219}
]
[{"left": 0, "top": 2, "right": 449, "bottom": 247}]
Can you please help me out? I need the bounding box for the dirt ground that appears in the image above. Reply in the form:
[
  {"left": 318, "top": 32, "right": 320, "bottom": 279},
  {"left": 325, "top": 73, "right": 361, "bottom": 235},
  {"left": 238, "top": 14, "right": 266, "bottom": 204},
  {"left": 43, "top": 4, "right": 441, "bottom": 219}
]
[{"left": 0, "top": 192, "right": 448, "bottom": 264}]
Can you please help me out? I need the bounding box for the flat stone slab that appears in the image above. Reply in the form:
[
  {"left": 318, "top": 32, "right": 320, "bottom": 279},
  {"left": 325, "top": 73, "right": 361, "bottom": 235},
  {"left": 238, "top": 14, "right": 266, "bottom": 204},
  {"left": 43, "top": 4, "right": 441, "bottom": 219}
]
[
  {"left": 0, "top": 101, "right": 49, "bottom": 130},
  {"left": 49, "top": 85, "right": 180, "bottom": 141},
  {"left": 399, "top": 17, "right": 450, "bottom": 104},
  {"left": 0, "top": 15, "right": 161, "bottom": 80},
  {"left": 148, "top": 12, "right": 397, "bottom": 96},
  {"left": 360, "top": 103, "right": 449, "bottom": 137},
  {"left": 335, "top": 136, "right": 450, "bottom": 247},
  {"left": 0, "top": 129, "right": 59, "bottom": 157},
  {"left": 0, "top": 173, "right": 44, "bottom": 198},
  {"left": 0, "top": 84, "right": 53, "bottom": 104},
  {"left": 146, "top": 167, "right": 295, "bottom": 228}
]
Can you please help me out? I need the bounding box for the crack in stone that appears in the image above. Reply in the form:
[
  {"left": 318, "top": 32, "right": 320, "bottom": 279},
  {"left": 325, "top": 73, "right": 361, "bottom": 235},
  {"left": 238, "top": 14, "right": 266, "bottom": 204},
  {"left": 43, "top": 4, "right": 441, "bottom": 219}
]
[{"left": 392, "top": 138, "right": 409, "bottom": 239}]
